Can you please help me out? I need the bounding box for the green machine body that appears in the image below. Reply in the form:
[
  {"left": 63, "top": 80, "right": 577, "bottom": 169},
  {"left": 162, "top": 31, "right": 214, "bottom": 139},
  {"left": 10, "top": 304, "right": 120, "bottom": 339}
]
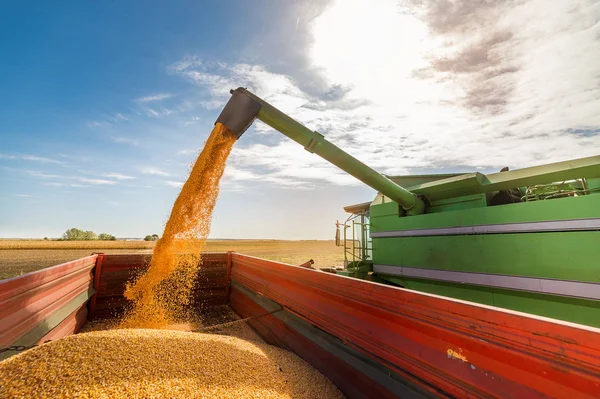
[{"left": 216, "top": 87, "right": 600, "bottom": 327}]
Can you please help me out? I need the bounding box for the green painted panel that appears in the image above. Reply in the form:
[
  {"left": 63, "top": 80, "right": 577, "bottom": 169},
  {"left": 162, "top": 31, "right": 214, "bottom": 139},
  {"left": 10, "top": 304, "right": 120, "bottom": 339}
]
[
  {"left": 427, "top": 193, "right": 488, "bottom": 213},
  {"left": 381, "top": 275, "right": 496, "bottom": 304},
  {"left": 389, "top": 174, "right": 462, "bottom": 187},
  {"left": 370, "top": 201, "right": 398, "bottom": 218},
  {"left": 372, "top": 232, "right": 600, "bottom": 282},
  {"left": 380, "top": 276, "right": 600, "bottom": 327},
  {"left": 370, "top": 193, "right": 600, "bottom": 233},
  {"left": 588, "top": 177, "right": 600, "bottom": 192}
]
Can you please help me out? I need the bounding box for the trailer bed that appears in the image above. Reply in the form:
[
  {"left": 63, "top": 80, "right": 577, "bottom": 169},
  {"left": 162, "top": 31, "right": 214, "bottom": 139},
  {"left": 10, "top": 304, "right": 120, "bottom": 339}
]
[{"left": 1, "top": 252, "right": 599, "bottom": 398}]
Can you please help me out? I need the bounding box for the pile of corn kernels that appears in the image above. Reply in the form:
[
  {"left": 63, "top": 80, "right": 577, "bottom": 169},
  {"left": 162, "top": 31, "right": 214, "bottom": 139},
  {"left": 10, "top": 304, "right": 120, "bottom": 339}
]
[{"left": 0, "top": 329, "right": 343, "bottom": 399}]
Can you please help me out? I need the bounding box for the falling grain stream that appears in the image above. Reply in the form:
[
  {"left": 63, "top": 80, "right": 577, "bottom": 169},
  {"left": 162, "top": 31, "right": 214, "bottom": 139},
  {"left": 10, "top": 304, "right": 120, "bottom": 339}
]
[{"left": 122, "top": 123, "right": 237, "bottom": 328}]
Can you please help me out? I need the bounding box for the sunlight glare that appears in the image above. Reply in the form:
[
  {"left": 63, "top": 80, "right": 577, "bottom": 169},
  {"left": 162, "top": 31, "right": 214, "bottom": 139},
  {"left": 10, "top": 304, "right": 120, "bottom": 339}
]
[{"left": 310, "top": 0, "right": 436, "bottom": 108}]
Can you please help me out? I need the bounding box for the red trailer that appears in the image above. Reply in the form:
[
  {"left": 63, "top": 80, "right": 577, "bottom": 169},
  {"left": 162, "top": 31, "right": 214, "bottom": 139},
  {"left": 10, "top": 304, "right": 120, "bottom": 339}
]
[{"left": 1, "top": 253, "right": 599, "bottom": 398}]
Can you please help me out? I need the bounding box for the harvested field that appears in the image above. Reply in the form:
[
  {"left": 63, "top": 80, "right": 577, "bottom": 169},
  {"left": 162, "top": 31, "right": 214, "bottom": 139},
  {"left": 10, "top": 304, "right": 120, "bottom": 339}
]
[
  {"left": 0, "top": 240, "right": 343, "bottom": 280},
  {"left": 0, "top": 240, "right": 155, "bottom": 250}
]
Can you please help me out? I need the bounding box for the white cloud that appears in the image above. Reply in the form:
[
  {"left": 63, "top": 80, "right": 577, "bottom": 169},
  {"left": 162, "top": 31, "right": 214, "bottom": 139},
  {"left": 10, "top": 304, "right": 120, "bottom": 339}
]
[
  {"left": 87, "top": 114, "right": 128, "bottom": 127},
  {"left": 43, "top": 182, "right": 89, "bottom": 188},
  {"left": 57, "top": 153, "right": 95, "bottom": 163},
  {"left": 182, "top": 116, "right": 201, "bottom": 127},
  {"left": 77, "top": 178, "right": 117, "bottom": 185},
  {"left": 103, "top": 173, "right": 135, "bottom": 180},
  {"left": 22, "top": 155, "right": 67, "bottom": 165},
  {"left": 165, "top": 180, "right": 184, "bottom": 188},
  {"left": 177, "top": 148, "right": 199, "bottom": 156},
  {"left": 135, "top": 93, "right": 174, "bottom": 103},
  {"left": 1, "top": 154, "right": 67, "bottom": 165},
  {"left": 110, "top": 136, "right": 139, "bottom": 146},
  {"left": 86, "top": 121, "right": 105, "bottom": 128},
  {"left": 26, "top": 171, "right": 62, "bottom": 178},
  {"left": 15, "top": 194, "right": 33, "bottom": 197},
  {"left": 222, "top": 164, "right": 315, "bottom": 190},
  {"left": 23, "top": 169, "right": 118, "bottom": 187},
  {"left": 169, "top": 0, "right": 600, "bottom": 188},
  {"left": 143, "top": 107, "right": 160, "bottom": 117},
  {"left": 140, "top": 167, "right": 170, "bottom": 176},
  {"left": 105, "top": 201, "right": 120, "bottom": 206},
  {"left": 110, "top": 113, "right": 129, "bottom": 122}
]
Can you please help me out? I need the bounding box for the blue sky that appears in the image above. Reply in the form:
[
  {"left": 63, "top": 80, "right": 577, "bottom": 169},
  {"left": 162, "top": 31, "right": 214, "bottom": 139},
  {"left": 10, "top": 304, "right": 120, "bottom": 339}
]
[{"left": 1, "top": 0, "right": 599, "bottom": 239}]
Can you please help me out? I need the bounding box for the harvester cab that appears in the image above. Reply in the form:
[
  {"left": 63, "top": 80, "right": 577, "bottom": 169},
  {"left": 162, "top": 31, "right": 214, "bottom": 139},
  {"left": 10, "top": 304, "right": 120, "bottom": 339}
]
[{"left": 216, "top": 87, "right": 600, "bottom": 327}]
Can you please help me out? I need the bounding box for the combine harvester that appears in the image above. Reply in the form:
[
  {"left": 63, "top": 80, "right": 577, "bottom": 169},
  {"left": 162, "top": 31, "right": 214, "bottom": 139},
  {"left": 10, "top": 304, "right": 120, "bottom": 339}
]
[
  {"left": 218, "top": 88, "right": 600, "bottom": 328},
  {"left": 1, "top": 88, "right": 599, "bottom": 398}
]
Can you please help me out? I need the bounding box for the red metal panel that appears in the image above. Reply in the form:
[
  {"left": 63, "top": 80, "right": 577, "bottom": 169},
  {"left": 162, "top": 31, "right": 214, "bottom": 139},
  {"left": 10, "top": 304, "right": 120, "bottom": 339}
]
[
  {"left": 225, "top": 251, "right": 233, "bottom": 300},
  {"left": 230, "top": 286, "right": 411, "bottom": 399},
  {"left": 1, "top": 273, "right": 92, "bottom": 347},
  {"left": 230, "top": 254, "right": 600, "bottom": 399},
  {"left": 0, "top": 255, "right": 96, "bottom": 302},
  {"left": 0, "top": 256, "right": 96, "bottom": 347},
  {"left": 93, "top": 253, "right": 229, "bottom": 319},
  {"left": 93, "top": 254, "right": 151, "bottom": 319}
]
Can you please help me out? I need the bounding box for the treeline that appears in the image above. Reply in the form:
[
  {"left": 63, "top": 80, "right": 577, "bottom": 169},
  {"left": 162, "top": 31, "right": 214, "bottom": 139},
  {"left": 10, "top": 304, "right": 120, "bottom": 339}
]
[
  {"left": 144, "top": 234, "right": 159, "bottom": 241},
  {"left": 58, "top": 228, "right": 160, "bottom": 241},
  {"left": 61, "top": 228, "right": 116, "bottom": 241}
]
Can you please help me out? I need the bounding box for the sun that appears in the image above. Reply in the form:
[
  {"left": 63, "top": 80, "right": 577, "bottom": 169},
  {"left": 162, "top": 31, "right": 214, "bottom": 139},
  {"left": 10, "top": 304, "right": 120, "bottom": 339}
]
[{"left": 309, "top": 0, "right": 433, "bottom": 104}]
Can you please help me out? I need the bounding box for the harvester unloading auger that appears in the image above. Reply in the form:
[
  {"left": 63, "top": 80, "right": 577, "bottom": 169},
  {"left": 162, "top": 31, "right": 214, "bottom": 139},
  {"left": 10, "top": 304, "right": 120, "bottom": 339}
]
[
  {"left": 216, "top": 87, "right": 600, "bottom": 328},
  {"left": 216, "top": 87, "right": 426, "bottom": 216}
]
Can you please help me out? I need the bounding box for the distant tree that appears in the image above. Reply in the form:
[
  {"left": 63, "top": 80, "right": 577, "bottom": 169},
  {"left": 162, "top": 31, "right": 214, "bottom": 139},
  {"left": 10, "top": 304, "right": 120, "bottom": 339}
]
[
  {"left": 98, "top": 233, "right": 116, "bottom": 241},
  {"left": 63, "top": 228, "right": 85, "bottom": 241},
  {"left": 62, "top": 228, "right": 100, "bottom": 241},
  {"left": 152, "top": 234, "right": 159, "bottom": 240},
  {"left": 144, "top": 234, "right": 159, "bottom": 241},
  {"left": 83, "top": 231, "right": 98, "bottom": 241},
  {"left": 43, "top": 237, "right": 48, "bottom": 241}
]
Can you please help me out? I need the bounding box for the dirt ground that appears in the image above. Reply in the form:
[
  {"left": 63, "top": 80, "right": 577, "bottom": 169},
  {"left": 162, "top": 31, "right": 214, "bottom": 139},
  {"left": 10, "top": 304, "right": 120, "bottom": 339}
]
[{"left": 0, "top": 240, "right": 344, "bottom": 280}]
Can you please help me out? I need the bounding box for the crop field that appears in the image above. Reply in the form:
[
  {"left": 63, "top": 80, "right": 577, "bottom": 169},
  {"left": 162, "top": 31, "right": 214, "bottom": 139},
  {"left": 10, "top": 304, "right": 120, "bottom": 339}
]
[{"left": 0, "top": 240, "right": 344, "bottom": 280}]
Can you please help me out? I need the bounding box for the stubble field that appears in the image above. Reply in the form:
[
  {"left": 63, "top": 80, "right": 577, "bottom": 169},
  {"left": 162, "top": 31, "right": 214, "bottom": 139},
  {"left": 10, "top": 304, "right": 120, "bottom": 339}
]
[{"left": 0, "top": 240, "right": 344, "bottom": 280}]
